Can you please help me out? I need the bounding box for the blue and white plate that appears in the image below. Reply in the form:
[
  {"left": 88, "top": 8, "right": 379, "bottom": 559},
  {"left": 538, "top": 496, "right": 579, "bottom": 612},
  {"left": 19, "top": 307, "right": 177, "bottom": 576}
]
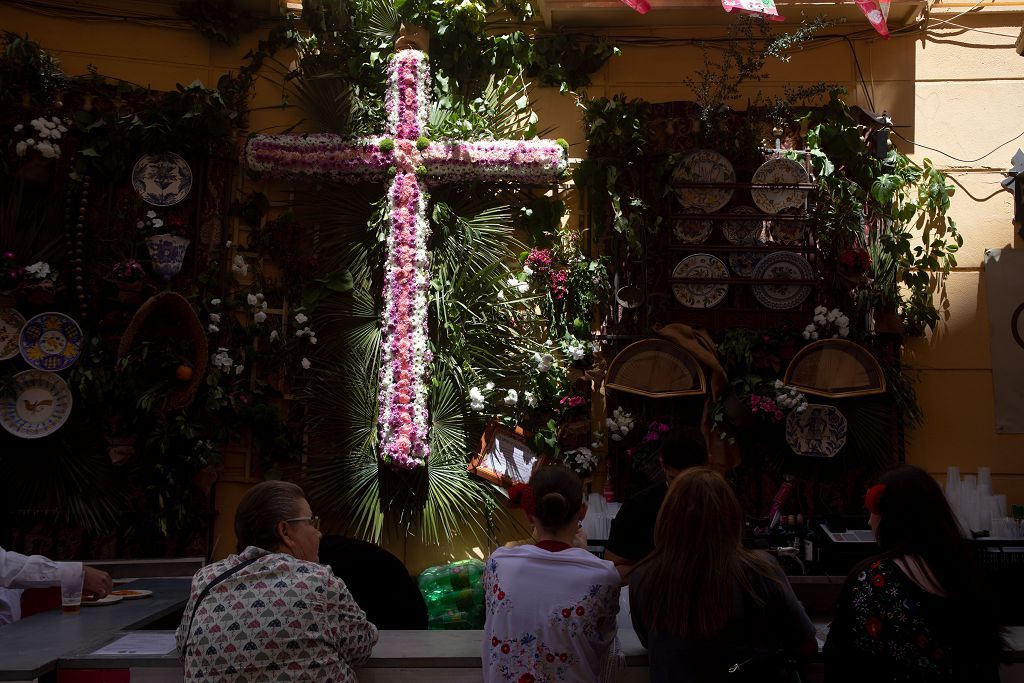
[
  {"left": 132, "top": 153, "right": 192, "bottom": 206},
  {"left": 0, "top": 370, "right": 73, "bottom": 439},
  {"left": 752, "top": 251, "right": 814, "bottom": 310},
  {"left": 785, "top": 404, "right": 847, "bottom": 458},
  {"left": 19, "top": 312, "right": 84, "bottom": 372}
]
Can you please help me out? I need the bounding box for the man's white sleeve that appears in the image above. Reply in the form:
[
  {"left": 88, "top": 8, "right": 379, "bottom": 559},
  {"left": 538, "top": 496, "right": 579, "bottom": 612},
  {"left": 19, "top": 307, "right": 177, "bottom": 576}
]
[{"left": 0, "top": 546, "right": 81, "bottom": 589}]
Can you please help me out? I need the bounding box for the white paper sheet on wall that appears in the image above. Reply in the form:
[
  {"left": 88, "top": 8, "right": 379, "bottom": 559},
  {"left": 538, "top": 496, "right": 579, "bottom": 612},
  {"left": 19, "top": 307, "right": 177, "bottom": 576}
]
[{"left": 984, "top": 248, "right": 1024, "bottom": 433}]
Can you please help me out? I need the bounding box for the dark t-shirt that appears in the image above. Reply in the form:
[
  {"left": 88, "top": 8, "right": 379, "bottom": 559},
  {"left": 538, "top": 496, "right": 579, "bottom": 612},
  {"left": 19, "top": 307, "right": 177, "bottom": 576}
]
[
  {"left": 629, "top": 556, "right": 816, "bottom": 683},
  {"left": 605, "top": 482, "right": 667, "bottom": 562},
  {"left": 318, "top": 535, "right": 428, "bottom": 630}
]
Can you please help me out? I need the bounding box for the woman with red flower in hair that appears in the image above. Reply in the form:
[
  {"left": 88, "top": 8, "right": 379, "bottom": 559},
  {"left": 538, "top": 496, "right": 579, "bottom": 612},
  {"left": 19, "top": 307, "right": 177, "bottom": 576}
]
[
  {"left": 824, "top": 465, "right": 1006, "bottom": 682},
  {"left": 482, "top": 465, "right": 620, "bottom": 683}
]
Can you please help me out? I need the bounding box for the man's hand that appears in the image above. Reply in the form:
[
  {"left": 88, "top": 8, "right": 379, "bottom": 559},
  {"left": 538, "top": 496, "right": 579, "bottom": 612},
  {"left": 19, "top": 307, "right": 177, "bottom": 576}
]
[{"left": 83, "top": 566, "right": 113, "bottom": 598}]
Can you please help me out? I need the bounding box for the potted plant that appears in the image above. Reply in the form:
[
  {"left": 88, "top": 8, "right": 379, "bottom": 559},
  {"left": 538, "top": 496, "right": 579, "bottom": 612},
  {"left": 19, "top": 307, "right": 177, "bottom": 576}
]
[{"left": 138, "top": 210, "right": 190, "bottom": 281}]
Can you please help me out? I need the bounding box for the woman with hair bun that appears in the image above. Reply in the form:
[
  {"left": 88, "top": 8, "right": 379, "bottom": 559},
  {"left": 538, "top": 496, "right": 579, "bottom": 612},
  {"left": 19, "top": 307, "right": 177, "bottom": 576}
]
[
  {"left": 482, "top": 465, "right": 621, "bottom": 683},
  {"left": 824, "top": 465, "right": 1005, "bottom": 682}
]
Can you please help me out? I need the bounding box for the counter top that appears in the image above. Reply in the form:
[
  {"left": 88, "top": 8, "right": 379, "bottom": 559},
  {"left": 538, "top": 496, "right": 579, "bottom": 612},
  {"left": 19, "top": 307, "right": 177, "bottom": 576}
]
[
  {"left": 0, "top": 578, "right": 190, "bottom": 681},
  {"left": 58, "top": 628, "right": 650, "bottom": 671}
]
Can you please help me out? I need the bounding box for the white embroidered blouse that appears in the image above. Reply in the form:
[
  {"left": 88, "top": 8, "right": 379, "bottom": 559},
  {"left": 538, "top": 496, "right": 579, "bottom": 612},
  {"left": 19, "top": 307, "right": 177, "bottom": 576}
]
[{"left": 482, "top": 544, "right": 620, "bottom": 683}]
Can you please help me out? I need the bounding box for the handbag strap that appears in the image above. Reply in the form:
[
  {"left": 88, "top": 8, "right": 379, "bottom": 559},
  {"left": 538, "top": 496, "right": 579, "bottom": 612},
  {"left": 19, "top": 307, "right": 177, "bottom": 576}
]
[{"left": 181, "top": 555, "right": 261, "bottom": 655}]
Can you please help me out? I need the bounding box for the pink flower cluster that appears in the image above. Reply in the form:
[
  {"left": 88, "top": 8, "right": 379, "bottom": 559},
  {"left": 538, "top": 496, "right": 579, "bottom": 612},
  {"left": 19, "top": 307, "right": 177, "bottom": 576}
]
[
  {"left": 387, "top": 50, "right": 428, "bottom": 140},
  {"left": 244, "top": 135, "right": 393, "bottom": 181},
  {"left": 525, "top": 248, "right": 553, "bottom": 272},
  {"left": 750, "top": 394, "right": 784, "bottom": 421},
  {"left": 378, "top": 171, "right": 432, "bottom": 469},
  {"left": 420, "top": 140, "right": 568, "bottom": 186}
]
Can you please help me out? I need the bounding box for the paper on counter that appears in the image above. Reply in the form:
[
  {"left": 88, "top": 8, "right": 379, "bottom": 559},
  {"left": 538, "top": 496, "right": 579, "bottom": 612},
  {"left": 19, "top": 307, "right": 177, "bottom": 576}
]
[{"left": 91, "top": 632, "right": 177, "bottom": 656}]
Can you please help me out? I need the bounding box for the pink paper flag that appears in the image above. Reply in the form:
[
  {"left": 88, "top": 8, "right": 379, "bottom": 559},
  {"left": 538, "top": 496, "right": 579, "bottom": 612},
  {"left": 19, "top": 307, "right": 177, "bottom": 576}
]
[
  {"left": 721, "top": 0, "right": 785, "bottom": 22},
  {"left": 620, "top": 0, "right": 651, "bottom": 12},
  {"left": 855, "top": 0, "right": 890, "bottom": 38}
]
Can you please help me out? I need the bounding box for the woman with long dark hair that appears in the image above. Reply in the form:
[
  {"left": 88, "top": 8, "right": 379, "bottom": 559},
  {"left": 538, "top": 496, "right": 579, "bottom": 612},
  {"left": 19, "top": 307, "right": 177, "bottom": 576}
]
[
  {"left": 629, "top": 467, "right": 817, "bottom": 682},
  {"left": 824, "top": 465, "right": 1005, "bottom": 682},
  {"left": 482, "top": 465, "right": 621, "bottom": 683}
]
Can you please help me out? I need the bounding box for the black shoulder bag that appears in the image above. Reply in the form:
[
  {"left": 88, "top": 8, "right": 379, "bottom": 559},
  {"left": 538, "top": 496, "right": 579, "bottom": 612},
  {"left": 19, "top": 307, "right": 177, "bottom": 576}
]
[{"left": 181, "top": 555, "right": 261, "bottom": 656}]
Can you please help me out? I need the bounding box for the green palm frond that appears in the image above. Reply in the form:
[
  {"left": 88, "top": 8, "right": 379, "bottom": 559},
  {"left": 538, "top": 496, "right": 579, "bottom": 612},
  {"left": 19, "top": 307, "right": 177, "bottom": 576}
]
[
  {"left": 283, "top": 70, "right": 358, "bottom": 135},
  {"left": 840, "top": 397, "right": 899, "bottom": 473},
  {"left": 359, "top": 0, "right": 399, "bottom": 43},
  {"left": 1, "top": 439, "right": 121, "bottom": 534},
  {"left": 480, "top": 76, "right": 536, "bottom": 140}
]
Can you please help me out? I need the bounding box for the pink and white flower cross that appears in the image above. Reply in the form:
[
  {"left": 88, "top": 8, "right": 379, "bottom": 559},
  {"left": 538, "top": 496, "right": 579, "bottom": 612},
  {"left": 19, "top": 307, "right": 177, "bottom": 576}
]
[{"left": 244, "top": 48, "right": 567, "bottom": 470}]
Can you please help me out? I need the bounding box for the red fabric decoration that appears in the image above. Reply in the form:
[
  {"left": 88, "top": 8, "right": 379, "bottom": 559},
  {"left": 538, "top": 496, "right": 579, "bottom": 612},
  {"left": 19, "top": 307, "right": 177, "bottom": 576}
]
[
  {"left": 620, "top": 0, "right": 651, "bottom": 13},
  {"left": 865, "top": 483, "right": 887, "bottom": 514},
  {"left": 507, "top": 482, "right": 536, "bottom": 517},
  {"left": 854, "top": 0, "right": 890, "bottom": 39}
]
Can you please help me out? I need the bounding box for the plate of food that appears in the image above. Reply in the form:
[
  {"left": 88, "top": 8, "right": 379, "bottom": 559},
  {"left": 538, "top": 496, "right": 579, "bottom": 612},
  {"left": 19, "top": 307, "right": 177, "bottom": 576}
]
[
  {"left": 0, "top": 370, "right": 73, "bottom": 439},
  {"left": 111, "top": 589, "right": 153, "bottom": 600},
  {"left": 0, "top": 308, "right": 26, "bottom": 361},
  {"left": 673, "top": 150, "right": 735, "bottom": 214},
  {"left": 132, "top": 152, "right": 192, "bottom": 207},
  {"left": 671, "top": 254, "right": 729, "bottom": 309},
  {"left": 82, "top": 594, "right": 123, "bottom": 607},
  {"left": 19, "top": 312, "right": 84, "bottom": 372}
]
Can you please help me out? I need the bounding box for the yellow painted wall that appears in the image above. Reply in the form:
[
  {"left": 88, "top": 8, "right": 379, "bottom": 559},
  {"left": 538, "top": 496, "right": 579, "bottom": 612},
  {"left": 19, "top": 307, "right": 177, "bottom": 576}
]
[{"left": 4, "top": 2, "right": 1023, "bottom": 572}]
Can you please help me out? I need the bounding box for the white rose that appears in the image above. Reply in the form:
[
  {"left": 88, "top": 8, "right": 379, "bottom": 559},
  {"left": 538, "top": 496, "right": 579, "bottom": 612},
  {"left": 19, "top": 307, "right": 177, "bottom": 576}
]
[
  {"left": 247, "top": 293, "right": 258, "bottom": 306},
  {"left": 209, "top": 313, "right": 221, "bottom": 324},
  {"left": 504, "top": 389, "right": 518, "bottom": 406},
  {"left": 301, "top": 357, "right": 311, "bottom": 370},
  {"left": 208, "top": 324, "right": 220, "bottom": 333},
  {"left": 235, "top": 364, "right": 244, "bottom": 375},
  {"left": 295, "top": 313, "right": 308, "bottom": 324},
  {"left": 524, "top": 391, "right": 538, "bottom": 408},
  {"left": 254, "top": 311, "right": 267, "bottom": 324},
  {"left": 269, "top": 330, "right": 279, "bottom": 341},
  {"left": 210, "top": 298, "right": 221, "bottom": 306}
]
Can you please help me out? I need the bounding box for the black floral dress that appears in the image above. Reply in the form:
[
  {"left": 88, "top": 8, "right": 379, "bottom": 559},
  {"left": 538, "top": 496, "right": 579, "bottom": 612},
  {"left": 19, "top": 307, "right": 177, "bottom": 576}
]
[{"left": 823, "top": 557, "right": 998, "bottom": 683}]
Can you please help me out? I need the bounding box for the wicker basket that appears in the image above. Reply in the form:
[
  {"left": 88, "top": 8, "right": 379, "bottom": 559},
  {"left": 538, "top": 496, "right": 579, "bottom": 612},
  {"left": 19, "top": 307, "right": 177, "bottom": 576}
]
[{"left": 117, "top": 291, "right": 208, "bottom": 412}]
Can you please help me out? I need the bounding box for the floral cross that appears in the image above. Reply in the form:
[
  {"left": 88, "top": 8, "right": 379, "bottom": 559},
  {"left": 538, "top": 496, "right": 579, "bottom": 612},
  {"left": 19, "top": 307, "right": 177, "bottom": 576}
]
[{"left": 244, "top": 48, "right": 566, "bottom": 469}]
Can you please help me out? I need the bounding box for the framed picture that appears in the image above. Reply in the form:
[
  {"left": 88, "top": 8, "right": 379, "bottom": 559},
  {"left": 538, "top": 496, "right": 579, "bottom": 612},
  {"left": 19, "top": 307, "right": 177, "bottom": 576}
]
[{"left": 468, "top": 422, "right": 538, "bottom": 486}]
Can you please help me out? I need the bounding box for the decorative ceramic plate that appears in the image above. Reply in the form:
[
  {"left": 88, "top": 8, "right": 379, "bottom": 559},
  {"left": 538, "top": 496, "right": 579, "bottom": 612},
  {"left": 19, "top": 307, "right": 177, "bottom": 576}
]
[
  {"left": 769, "top": 208, "right": 806, "bottom": 245},
  {"left": 672, "top": 218, "right": 713, "bottom": 244},
  {"left": 673, "top": 150, "right": 735, "bottom": 213},
  {"left": 0, "top": 370, "right": 73, "bottom": 439},
  {"left": 721, "top": 205, "right": 766, "bottom": 244},
  {"left": 19, "top": 312, "right": 84, "bottom": 372},
  {"left": 671, "top": 254, "right": 729, "bottom": 309},
  {"left": 0, "top": 308, "right": 26, "bottom": 361},
  {"left": 728, "top": 250, "right": 763, "bottom": 278},
  {"left": 751, "top": 158, "right": 810, "bottom": 214},
  {"left": 752, "top": 251, "right": 814, "bottom": 310},
  {"left": 82, "top": 594, "right": 123, "bottom": 607},
  {"left": 131, "top": 153, "right": 192, "bottom": 207},
  {"left": 786, "top": 404, "right": 848, "bottom": 458}
]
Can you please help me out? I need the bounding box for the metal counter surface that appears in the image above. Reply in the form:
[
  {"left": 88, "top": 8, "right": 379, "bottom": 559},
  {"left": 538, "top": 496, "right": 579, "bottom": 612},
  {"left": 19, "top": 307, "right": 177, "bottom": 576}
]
[{"left": 0, "top": 578, "right": 190, "bottom": 681}]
